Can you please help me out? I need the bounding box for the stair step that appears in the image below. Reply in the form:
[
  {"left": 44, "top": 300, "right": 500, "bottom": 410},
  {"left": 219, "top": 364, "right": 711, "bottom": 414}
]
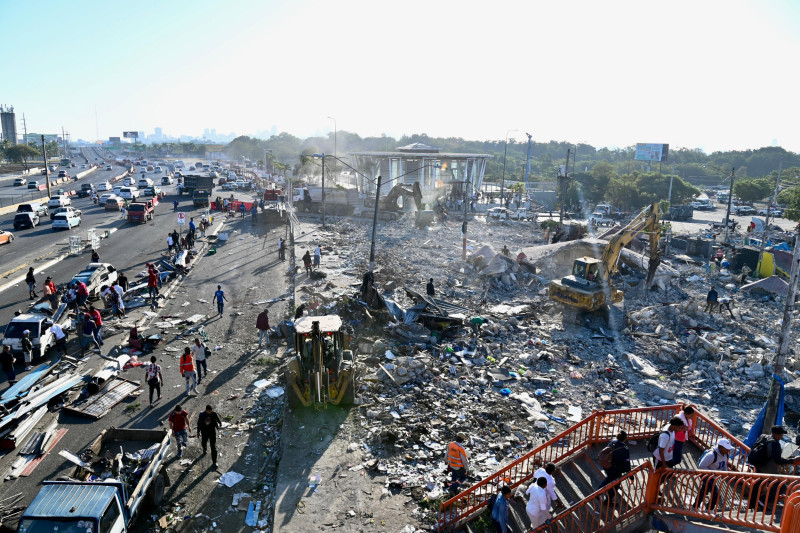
[{"left": 572, "top": 451, "right": 607, "bottom": 490}]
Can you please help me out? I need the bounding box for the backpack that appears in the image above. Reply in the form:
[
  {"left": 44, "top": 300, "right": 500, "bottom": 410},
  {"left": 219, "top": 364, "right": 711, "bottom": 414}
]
[
  {"left": 598, "top": 440, "right": 618, "bottom": 470},
  {"left": 486, "top": 493, "right": 498, "bottom": 515},
  {"left": 647, "top": 431, "right": 670, "bottom": 453},
  {"left": 698, "top": 449, "right": 718, "bottom": 469},
  {"left": 747, "top": 435, "right": 773, "bottom": 467}
]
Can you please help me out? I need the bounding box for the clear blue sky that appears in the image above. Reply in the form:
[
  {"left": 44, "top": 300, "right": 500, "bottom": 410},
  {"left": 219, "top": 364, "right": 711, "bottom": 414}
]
[{"left": 2, "top": 0, "right": 799, "bottom": 153}]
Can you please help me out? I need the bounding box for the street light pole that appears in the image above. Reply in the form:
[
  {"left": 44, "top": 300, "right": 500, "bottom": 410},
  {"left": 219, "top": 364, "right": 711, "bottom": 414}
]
[
  {"left": 369, "top": 175, "right": 381, "bottom": 274},
  {"left": 500, "top": 129, "right": 517, "bottom": 208},
  {"left": 41, "top": 135, "right": 52, "bottom": 198},
  {"left": 763, "top": 226, "right": 800, "bottom": 430},
  {"left": 321, "top": 154, "right": 326, "bottom": 228},
  {"left": 327, "top": 117, "right": 336, "bottom": 164},
  {"left": 723, "top": 167, "right": 735, "bottom": 245}
]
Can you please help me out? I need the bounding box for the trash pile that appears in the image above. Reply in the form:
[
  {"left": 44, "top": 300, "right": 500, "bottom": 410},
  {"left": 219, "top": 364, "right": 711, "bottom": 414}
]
[{"left": 288, "top": 215, "right": 800, "bottom": 527}]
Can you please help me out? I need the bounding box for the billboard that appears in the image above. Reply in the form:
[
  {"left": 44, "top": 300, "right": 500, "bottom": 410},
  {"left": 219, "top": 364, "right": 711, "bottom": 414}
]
[
  {"left": 634, "top": 143, "right": 669, "bottom": 162},
  {"left": 24, "top": 133, "right": 58, "bottom": 144},
  {"left": 109, "top": 137, "right": 121, "bottom": 143},
  {"left": 123, "top": 131, "right": 138, "bottom": 139}
]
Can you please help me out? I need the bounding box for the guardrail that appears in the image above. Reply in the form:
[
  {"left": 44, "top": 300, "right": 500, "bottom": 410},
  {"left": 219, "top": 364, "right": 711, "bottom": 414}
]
[
  {"left": 649, "top": 469, "right": 800, "bottom": 532},
  {"left": 538, "top": 462, "right": 652, "bottom": 533},
  {"left": 437, "top": 404, "right": 751, "bottom": 531}
]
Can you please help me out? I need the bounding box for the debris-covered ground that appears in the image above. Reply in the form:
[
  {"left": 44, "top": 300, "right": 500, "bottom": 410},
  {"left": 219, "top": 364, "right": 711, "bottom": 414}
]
[{"left": 275, "top": 211, "right": 800, "bottom": 532}]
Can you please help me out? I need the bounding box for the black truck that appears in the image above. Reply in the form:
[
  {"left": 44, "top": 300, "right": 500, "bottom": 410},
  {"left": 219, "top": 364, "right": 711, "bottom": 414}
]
[{"left": 177, "top": 174, "right": 214, "bottom": 196}]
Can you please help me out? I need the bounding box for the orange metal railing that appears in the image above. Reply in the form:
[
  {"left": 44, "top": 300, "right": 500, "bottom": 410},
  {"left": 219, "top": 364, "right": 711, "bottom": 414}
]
[
  {"left": 649, "top": 468, "right": 800, "bottom": 532},
  {"left": 536, "top": 462, "right": 653, "bottom": 533},
  {"left": 782, "top": 492, "right": 800, "bottom": 533},
  {"left": 437, "top": 404, "right": 754, "bottom": 531}
]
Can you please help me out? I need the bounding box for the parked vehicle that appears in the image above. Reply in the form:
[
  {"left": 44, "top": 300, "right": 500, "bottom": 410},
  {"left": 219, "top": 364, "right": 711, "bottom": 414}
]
[
  {"left": 128, "top": 201, "right": 155, "bottom": 223},
  {"left": 509, "top": 208, "right": 537, "bottom": 221},
  {"left": 588, "top": 212, "right": 614, "bottom": 227},
  {"left": 1, "top": 312, "right": 55, "bottom": 359},
  {"left": 17, "top": 203, "right": 49, "bottom": 217},
  {"left": 13, "top": 213, "right": 39, "bottom": 229},
  {"left": 666, "top": 205, "right": 694, "bottom": 221},
  {"left": 161, "top": 175, "right": 174, "bottom": 185},
  {"left": 19, "top": 427, "right": 171, "bottom": 533},
  {"left": 142, "top": 185, "right": 162, "bottom": 197},
  {"left": 50, "top": 206, "right": 82, "bottom": 220},
  {"left": 733, "top": 205, "right": 756, "bottom": 216},
  {"left": 13, "top": 177, "right": 26, "bottom": 186},
  {"left": 192, "top": 188, "right": 211, "bottom": 207},
  {"left": 0, "top": 230, "right": 13, "bottom": 244},
  {"left": 486, "top": 207, "right": 512, "bottom": 220},
  {"left": 69, "top": 263, "right": 118, "bottom": 298},
  {"left": 52, "top": 212, "right": 81, "bottom": 230},
  {"left": 177, "top": 174, "right": 214, "bottom": 195}
]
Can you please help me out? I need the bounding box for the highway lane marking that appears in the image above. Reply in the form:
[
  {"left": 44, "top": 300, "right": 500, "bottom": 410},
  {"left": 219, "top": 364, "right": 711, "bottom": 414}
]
[{"left": 0, "top": 253, "right": 69, "bottom": 294}]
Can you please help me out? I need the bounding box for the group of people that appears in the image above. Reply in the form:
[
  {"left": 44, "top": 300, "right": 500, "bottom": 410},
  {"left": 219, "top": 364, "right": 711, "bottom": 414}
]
[
  {"left": 301, "top": 245, "right": 322, "bottom": 275},
  {"left": 451, "top": 405, "right": 800, "bottom": 532}
]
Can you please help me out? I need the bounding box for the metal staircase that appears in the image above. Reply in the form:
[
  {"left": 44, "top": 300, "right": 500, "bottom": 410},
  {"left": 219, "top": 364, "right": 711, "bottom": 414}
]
[{"left": 438, "top": 405, "right": 800, "bottom": 533}]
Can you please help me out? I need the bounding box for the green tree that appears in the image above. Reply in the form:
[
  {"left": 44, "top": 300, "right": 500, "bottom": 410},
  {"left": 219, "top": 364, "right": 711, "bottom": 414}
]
[
  {"left": 5, "top": 144, "right": 39, "bottom": 169},
  {"left": 733, "top": 178, "right": 773, "bottom": 204}
]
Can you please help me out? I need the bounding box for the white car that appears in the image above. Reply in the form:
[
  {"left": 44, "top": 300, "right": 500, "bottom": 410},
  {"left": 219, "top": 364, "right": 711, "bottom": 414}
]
[
  {"left": 105, "top": 165, "right": 113, "bottom": 171},
  {"left": 118, "top": 187, "right": 140, "bottom": 200},
  {"left": 154, "top": 166, "right": 163, "bottom": 173},
  {"left": 13, "top": 177, "right": 27, "bottom": 186},
  {"left": 161, "top": 175, "right": 174, "bottom": 185},
  {"left": 123, "top": 177, "right": 133, "bottom": 186},
  {"left": 99, "top": 193, "right": 117, "bottom": 204},
  {"left": 97, "top": 181, "right": 112, "bottom": 191},
  {"left": 52, "top": 211, "right": 81, "bottom": 230},
  {"left": 47, "top": 195, "right": 72, "bottom": 208},
  {"left": 138, "top": 178, "right": 154, "bottom": 188}
]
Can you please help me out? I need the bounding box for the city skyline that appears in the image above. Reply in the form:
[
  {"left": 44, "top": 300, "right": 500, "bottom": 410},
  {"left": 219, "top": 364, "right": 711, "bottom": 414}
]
[{"left": 1, "top": 0, "right": 799, "bottom": 153}]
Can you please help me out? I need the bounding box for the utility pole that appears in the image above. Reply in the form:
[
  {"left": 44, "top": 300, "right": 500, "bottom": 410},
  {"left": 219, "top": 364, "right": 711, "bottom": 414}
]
[
  {"left": 757, "top": 162, "right": 782, "bottom": 276},
  {"left": 369, "top": 175, "right": 381, "bottom": 274},
  {"left": 559, "top": 149, "right": 571, "bottom": 225},
  {"left": 763, "top": 226, "right": 800, "bottom": 430},
  {"left": 463, "top": 166, "right": 470, "bottom": 260},
  {"left": 667, "top": 163, "right": 675, "bottom": 204},
  {"left": 524, "top": 133, "right": 532, "bottom": 186},
  {"left": 41, "top": 135, "right": 52, "bottom": 198},
  {"left": 722, "top": 167, "right": 735, "bottom": 245},
  {"left": 321, "top": 154, "right": 326, "bottom": 228}
]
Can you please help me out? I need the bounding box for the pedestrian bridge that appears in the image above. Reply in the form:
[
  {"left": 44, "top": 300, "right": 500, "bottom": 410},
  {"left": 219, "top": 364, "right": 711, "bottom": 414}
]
[{"left": 438, "top": 405, "right": 800, "bottom": 533}]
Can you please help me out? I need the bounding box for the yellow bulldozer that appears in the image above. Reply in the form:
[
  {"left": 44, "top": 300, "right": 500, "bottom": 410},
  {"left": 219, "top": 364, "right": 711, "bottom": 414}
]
[
  {"left": 548, "top": 203, "right": 661, "bottom": 322},
  {"left": 285, "top": 315, "right": 356, "bottom": 407}
]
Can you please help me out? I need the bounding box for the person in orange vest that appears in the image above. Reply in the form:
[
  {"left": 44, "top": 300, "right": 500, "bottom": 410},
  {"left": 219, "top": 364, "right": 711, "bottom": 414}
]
[
  {"left": 180, "top": 347, "right": 199, "bottom": 395},
  {"left": 447, "top": 433, "right": 470, "bottom": 494}
]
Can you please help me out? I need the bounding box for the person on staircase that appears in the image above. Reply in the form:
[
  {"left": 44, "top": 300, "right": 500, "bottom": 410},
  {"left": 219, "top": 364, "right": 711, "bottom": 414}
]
[{"left": 597, "top": 430, "right": 631, "bottom": 503}]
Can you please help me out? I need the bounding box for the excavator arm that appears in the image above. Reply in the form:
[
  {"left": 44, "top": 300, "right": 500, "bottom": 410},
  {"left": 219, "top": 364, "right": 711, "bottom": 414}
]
[
  {"left": 599, "top": 203, "right": 662, "bottom": 286},
  {"left": 382, "top": 182, "right": 424, "bottom": 211}
]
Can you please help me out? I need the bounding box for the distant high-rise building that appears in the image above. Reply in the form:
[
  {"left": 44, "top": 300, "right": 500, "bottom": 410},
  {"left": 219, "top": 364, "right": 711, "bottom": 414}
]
[
  {"left": 154, "top": 127, "right": 163, "bottom": 139},
  {"left": 0, "top": 105, "right": 18, "bottom": 145}
]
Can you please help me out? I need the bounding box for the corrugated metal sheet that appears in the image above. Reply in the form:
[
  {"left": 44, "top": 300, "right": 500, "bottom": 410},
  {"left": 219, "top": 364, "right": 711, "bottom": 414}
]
[{"left": 24, "top": 483, "right": 116, "bottom": 519}]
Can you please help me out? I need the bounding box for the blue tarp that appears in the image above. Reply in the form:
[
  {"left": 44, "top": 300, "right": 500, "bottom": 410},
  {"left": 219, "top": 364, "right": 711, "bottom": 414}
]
[{"left": 743, "top": 374, "right": 785, "bottom": 449}]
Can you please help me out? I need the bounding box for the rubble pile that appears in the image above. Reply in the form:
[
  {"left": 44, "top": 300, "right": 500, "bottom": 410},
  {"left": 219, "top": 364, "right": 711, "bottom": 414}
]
[{"left": 290, "top": 215, "right": 800, "bottom": 526}]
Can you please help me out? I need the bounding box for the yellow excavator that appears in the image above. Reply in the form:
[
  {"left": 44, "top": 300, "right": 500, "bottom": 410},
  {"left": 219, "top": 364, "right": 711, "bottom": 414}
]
[
  {"left": 548, "top": 203, "right": 661, "bottom": 321},
  {"left": 285, "top": 315, "right": 356, "bottom": 407}
]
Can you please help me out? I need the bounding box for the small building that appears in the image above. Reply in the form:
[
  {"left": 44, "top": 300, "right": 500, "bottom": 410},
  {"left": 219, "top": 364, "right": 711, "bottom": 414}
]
[{"left": 349, "top": 143, "right": 490, "bottom": 204}]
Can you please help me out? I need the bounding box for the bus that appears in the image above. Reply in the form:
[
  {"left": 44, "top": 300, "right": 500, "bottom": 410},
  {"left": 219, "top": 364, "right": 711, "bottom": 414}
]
[{"left": 60, "top": 157, "right": 71, "bottom": 166}]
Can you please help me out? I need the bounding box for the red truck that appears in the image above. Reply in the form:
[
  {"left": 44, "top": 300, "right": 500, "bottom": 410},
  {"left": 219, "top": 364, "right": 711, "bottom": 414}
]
[
  {"left": 263, "top": 189, "right": 283, "bottom": 202},
  {"left": 127, "top": 200, "right": 155, "bottom": 223}
]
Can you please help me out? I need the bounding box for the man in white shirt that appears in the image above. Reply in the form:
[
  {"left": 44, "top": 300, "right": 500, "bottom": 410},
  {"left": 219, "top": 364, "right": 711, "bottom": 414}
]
[
  {"left": 191, "top": 337, "right": 208, "bottom": 383},
  {"left": 532, "top": 462, "right": 562, "bottom": 509},
  {"left": 526, "top": 476, "right": 551, "bottom": 528},
  {"left": 695, "top": 438, "right": 733, "bottom": 510},
  {"left": 313, "top": 245, "right": 321, "bottom": 269},
  {"left": 50, "top": 323, "right": 67, "bottom": 354},
  {"left": 653, "top": 417, "right": 685, "bottom": 469},
  {"left": 112, "top": 283, "right": 126, "bottom": 317}
]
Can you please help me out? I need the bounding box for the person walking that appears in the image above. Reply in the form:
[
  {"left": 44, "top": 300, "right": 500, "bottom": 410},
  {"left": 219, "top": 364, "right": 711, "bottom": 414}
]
[
  {"left": 747, "top": 425, "right": 800, "bottom": 510},
  {"left": 256, "top": 308, "right": 270, "bottom": 347},
  {"left": 79, "top": 312, "right": 101, "bottom": 355},
  {"left": 446, "top": 434, "right": 470, "bottom": 494},
  {"left": 302, "top": 250, "right": 312, "bottom": 275},
  {"left": 695, "top": 438, "right": 733, "bottom": 510},
  {"left": 191, "top": 338, "right": 208, "bottom": 383},
  {"left": 597, "top": 430, "right": 631, "bottom": 502},
  {"left": 117, "top": 271, "right": 129, "bottom": 293},
  {"left": 180, "top": 347, "right": 199, "bottom": 395},
  {"left": 144, "top": 356, "right": 163, "bottom": 406},
  {"left": 172, "top": 230, "right": 181, "bottom": 252},
  {"left": 168, "top": 405, "right": 191, "bottom": 458},
  {"left": 197, "top": 404, "right": 223, "bottom": 467},
  {"left": 112, "top": 282, "right": 126, "bottom": 318},
  {"left": 278, "top": 237, "right": 286, "bottom": 261},
  {"left": 147, "top": 267, "right": 159, "bottom": 305},
  {"left": 76, "top": 280, "right": 89, "bottom": 307},
  {"left": 88, "top": 305, "right": 104, "bottom": 347},
  {"left": 491, "top": 486, "right": 513, "bottom": 533},
  {"left": 0, "top": 345, "right": 16, "bottom": 384},
  {"left": 653, "top": 417, "right": 685, "bottom": 469},
  {"left": 251, "top": 202, "right": 258, "bottom": 221},
  {"left": 426, "top": 278, "right": 435, "bottom": 297},
  {"left": 21, "top": 330, "right": 33, "bottom": 371},
  {"left": 705, "top": 285, "right": 718, "bottom": 313},
  {"left": 51, "top": 322, "right": 67, "bottom": 355},
  {"left": 25, "top": 267, "right": 37, "bottom": 299},
  {"left": 294, "top": 303, "right": 306, "bottom": 320},
  {"left": 167, "top": 233, "right": 174, "bottom": 254},
  {"left": 533, "top": 462, "right": 562, "bottom": 510},
  {"left": 120, "top": 205, "right": 127, "bottom": 219},
  {"left": 212, "top": 285, "right": 227, "bottom": 316},
  {"left": 91, "top": 249, "right": 100, "bottom": 262},
  {"left": 189, "top": 217, "right": 196, "bottom": 235},
  {"left": 240, "top": 202, "right": 246, "bottom": 218},
  {"left": 313, "top": 245, "right": 321, "bottom": 269},
  {"left": 672, "top": 406, "right": 695, "bottom": 467},
  {"left": 525, "top": 477, "right": 551, "bottom": 529}
]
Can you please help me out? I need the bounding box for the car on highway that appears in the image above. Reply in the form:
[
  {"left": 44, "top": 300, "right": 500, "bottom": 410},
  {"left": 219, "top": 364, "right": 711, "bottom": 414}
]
[
  {"left": 52, "top": 211, "right": 81, "bottom": 230},
  {"left": 138, "top": 178, "right": 154, "bottom": 188},
  {"left": 188, "top": 166, "right": 196, "bottom": 171},
  {"left": 105, "top": 165, "right": 113, "bottom": 171},
  {"left": 235, "top": 180, "right": 247, "bottom": 189},
  {"left": 105, "top": 196, "right": 123, "bottom": 211},
  {"left": 58, "top": 170, "right": 67, "bottom": 178},
  {"left": 222, "top": 181, "right": 238, "bottom": 191},
  {"left": 161, "top": 175, "right": 174, "bottom": 185},
  {"left": 2, "top": 313, "right": 56, "bottom": 359},
  {"left": 27, "top": 180, "right": 41, "bottom": 189},
  {"left": 50, "top": 206, "right": 82, "bottom": 220},
  {"left": 209, "top": 171, "right": 218, "bottom": 178},
  {"left": 0, "top": 230, "right": 14, "bottom": 245},
  {"left": 77, "top": 183, "right": 96, "bottom": 198},
  {"left": 99, "top": 192, "right": 116, "bottom": 203},
  {"left": 119, "top": 187, "right": 140, "bottom": 200},
  {"left": 49, "top": 165, "right": 56, "bottom": 172},
  {"left": 69, "top": 262, "right": 118, "bottom": 299},
  {"left": 154, "top": 166, "right": 163, "bottom": 173},
  {"left": 80, "top": 164, "right": 87, "bottom": 169},
  {"left": 40, "top": 168, "right": 47, "bottom": 175},
  {"left": 97, "top": 181, "right": 112, "bottom": 191},
  {"left": 142, "top": 185, "right": 162, "bottom": 197},
  {"left": 17, "top": 203, "right": 49, "bottom": 217},
  {"left": 48, "top": 195, "right": 72, "bottom": 208},
  {"left": 13, "top": 177, "right": 26, "bottom": 186},
  {"left": 13, "top": 212, "right": 40, "bottom": 230}
]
